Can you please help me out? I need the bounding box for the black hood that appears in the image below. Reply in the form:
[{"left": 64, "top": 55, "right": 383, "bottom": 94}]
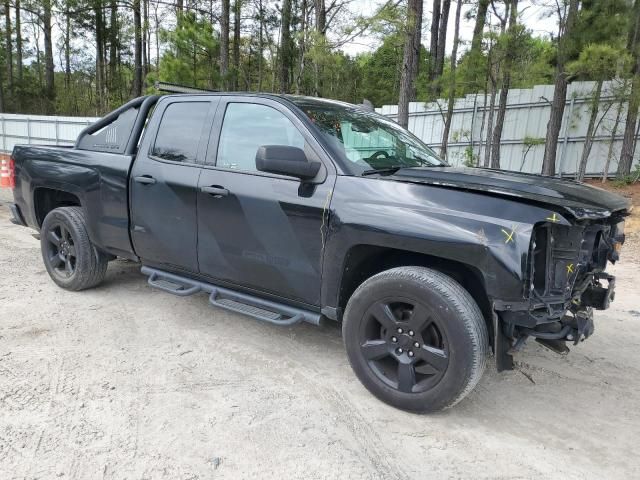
[{"left": 389, "top": 167, "right": 631, "bottom": 220}]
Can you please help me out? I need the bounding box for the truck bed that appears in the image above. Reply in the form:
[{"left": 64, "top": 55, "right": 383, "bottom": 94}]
[{"left": 11, "top": 145, "right": 136, "bottom": 259}]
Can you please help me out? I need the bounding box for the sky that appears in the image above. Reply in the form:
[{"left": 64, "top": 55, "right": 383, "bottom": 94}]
[{"left": 338, "top": 0, "right": 561, "bottom": 57}]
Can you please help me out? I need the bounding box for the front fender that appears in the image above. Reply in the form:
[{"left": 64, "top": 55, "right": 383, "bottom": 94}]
[{"left": 321, "top": 176, "right": 569, "bottom": 310}]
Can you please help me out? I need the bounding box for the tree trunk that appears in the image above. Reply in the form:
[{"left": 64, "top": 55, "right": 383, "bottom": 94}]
[
  {"left": 110, "top": 0, "right": 118, "bottom": 93},
  {"left": 490, "top": 0, "right": 518, "bottom": 169},
  {"left": 232, "top": 0, "right": 241, "bottom": 90},
  {"left": 95, "top": 0, "right": 105, "bottom": 110},
  {"left": 476, "top": 88, "right": 488, "bottom": 164},
  {"left": 618, "top": 79, "right": 640, "bottom": 176},
  {"left": 258, "top": 0, "right": 264, "bottom": 91},
  {"left": 428, "top": 0, "right": 441, "bottom": 82},
  {"left": 435, "top": 0, "right": 450, "bottom": 79},
  {"left": 430, "top": 0, "right": 450, "bottom": 97},
  {"left": 280, "top": 0, "right": 292, "bottom": 93},
  {"left": 619, "top": 0, "right": 640, "bottom": 177},
  {"left": 43, "top": 0, "right": 55, "bottom": 108},
  {"left": 176, "top": 0, "right": 183, "bottom": 15},
  {"left": 64, "top": 11, "right": 71, "bottom": 90},
  {"left": 398, "top": 0, "right": 423, "bottom": 128},
  {"left": 484, "top": 81, "right": 497, "bottom": 168},
  {"left": 33, "top": 23, "right": 43, "bottom": 90},
  {"left": 577, "top": 80, "right": 603, "bottom": 181},
  {"left": 147, "top": 0, "right": 151, "bottom": 73},
  {"left": 468, "top": 0, "right": 489, "bottom": 92},
  {"left": 541, "top": 0, "right": 579, "bottom": 176},
  {"left": 410, "top": 0, "right": 423, "bottom": 97},
  {"left": 440, "top": 0, "right": 462, "bottom": 158},
  {"left": 603, "top": 96, "right": 624, "bottom": 182},
  {"left": 142, "top": 0, "right": 148, "bottom": 76},
  {"left": 470, "top": 0, "right": 489, "bottom": 53},
  {"left": 221, "top": 0, "right": 230, "bottom": 89},
  {"left": 313, "top": 0, "right": 327, "bottom": 96},
  {"left": 296, "top": 0, "right": 307, "bottom": 94},
  {"left": 154, "top": 1, "right": 160, "bottom": 72},
  {"left": 15, "top": 0, "right": 22, "bottom": 83},
  {"left": 132, "top": 0, "right": 143, "bottom": 97},
  {"left": 5, "top": 0, "right": 13, "bottom": 94}
]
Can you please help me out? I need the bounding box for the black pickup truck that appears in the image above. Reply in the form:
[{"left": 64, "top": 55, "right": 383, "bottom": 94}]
[{"left": 6, "top": 93, "right": 629, "bottom": 412}]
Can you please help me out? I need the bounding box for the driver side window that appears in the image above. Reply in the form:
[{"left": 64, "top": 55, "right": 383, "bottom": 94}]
[{"left": 216, "top": 103, "right": 305, "bottom": 172}]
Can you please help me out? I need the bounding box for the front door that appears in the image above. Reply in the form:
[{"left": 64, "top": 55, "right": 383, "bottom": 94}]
[
  {"left": 196, "top": 98, "right": 335, "bottom": 306},
  {"left": 130, "top": 98, "right": 217, "bottom": 272}
]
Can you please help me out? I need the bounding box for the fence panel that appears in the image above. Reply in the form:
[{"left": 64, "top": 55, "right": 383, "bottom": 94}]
[
  {"left": 376, "top": 80, "right": 639, "bottom": 176},
  {"left": 1, "top": 81, "right": 639, "bottom": 178},
  {"left": 0, "top": 113, "right": 98, "bottom": 153}
]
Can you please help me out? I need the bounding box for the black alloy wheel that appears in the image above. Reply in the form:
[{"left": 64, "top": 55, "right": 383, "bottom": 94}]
[
  {"left": 44, "top": 223, "right": 78, "bottom": 278},
  {"left": 343, "top": 266, "right": 488, "bottom": 412},
  {"left": 40, "top": 207, "right": 109, "bottom": 291},
  {"left": 360, "top": 298, "right": 449, "bottom": 394}
]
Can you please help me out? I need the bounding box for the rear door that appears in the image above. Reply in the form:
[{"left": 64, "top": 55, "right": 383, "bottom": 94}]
[
  {"left": 130, "top": 96, "right": 218, "bottom": 272},
  {"left": 196, "top": 97, "right": 336, "bottom": 306}
]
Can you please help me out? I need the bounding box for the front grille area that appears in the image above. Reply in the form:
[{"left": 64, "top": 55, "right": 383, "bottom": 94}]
[{"left": 529, "top": 221, "right": 617, "bottom": 308}]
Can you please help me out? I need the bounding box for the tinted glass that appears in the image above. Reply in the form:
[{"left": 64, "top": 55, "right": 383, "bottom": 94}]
[
  {"left": 151, "top": 102, "right": 209, "bottom": 162},
  {"left": 217, "top": 103, "right": 305, "bottom": 172}
]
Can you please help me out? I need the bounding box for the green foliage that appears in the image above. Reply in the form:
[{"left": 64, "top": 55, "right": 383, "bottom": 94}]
[
  {"left": 573, "top": 0, "right": 631, "bottom": 54},
  {"left": 456, "top": 31, "right": 556, "bottom": 96},
  {"left": 0, "top": 0, "right": 638, "bottom": 118},
  {"left": 519, "top": 136, "right": 545, "bottom": 171},
  {"left": 462, "top": 146, "right": 477, "bottom": 167},
  {"left": 157, "top": 13, "right": 219, "bottom": 90},
  {"left": 356, "top": 34, "right": 403, "bottom": 106},
  {"left": 568, "top": 43, "right": 630, "bottom": 81}
]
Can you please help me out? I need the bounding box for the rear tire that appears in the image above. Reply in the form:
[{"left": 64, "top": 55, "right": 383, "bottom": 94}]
[
  {"left": 342, "top": 266, "right": 488, "bottom": 412},
  {"left": 40, "top": 207, "right": 109, "bottom": 291}
]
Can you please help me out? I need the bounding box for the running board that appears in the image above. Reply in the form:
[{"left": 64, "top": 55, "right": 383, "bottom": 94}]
[{"left": 141, "top": 266, "right": 321, "bottom": 326}]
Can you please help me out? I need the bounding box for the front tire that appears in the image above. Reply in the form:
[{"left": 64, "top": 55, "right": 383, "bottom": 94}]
[
  {"left": 40, "top": 207, "right": 109, "bottom": 291},
  {"left": 342, "top": 266, "right": 488, "bottom": 412}
]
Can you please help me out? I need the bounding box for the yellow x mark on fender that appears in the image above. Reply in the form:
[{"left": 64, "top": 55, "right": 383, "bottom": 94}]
[
  {"left": 501, "top": 226, "right": 516, "bottom": 244},
  {"left": 546, "top": 212, "right": 560, "bottom": 222},
  {"left": 566, "top": 263, "right": 574, "bottom": 275}
]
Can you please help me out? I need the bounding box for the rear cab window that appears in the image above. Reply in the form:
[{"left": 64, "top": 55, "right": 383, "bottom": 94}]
[{"left": 151, "top": 102, "right": 210, "bottom": 163}]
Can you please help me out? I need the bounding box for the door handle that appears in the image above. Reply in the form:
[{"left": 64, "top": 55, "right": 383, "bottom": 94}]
[
  {"left": 201, "top": 185, "right": 229, "bottom": 197},
  {"left": 134, "top": 175, "right": 156, "bottom": 185}
]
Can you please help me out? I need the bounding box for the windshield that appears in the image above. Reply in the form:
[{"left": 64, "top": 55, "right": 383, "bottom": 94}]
[{"left": 295, "top": 101, "right": 446, "bottom": 174}]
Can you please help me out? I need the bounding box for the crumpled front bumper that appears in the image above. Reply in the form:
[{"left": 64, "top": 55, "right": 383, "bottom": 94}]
[{"left": 580, "top": 273, "right": 616, "bottom": 310}]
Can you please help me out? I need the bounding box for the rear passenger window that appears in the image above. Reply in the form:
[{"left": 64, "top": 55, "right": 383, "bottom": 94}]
[
  {"left": 151, "top": 102, "right": 209, "bottom": 163},
  {"left": 216, "top": 103, "right": 305, "bottom": 172}
]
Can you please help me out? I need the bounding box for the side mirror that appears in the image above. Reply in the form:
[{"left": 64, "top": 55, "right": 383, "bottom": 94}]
[{"left": 255, "top": 145, "right": 321, "bottom": 180}]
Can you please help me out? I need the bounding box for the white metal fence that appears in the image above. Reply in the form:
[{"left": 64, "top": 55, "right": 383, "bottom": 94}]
[
  {"left": 2, "top": 80, "right": 639, "bottom": 177},
  {"left": 0, "top": 113, "right": 98, "bottom": 153},
  {"left": 376, "top": 80, "right": 640, "bottom": 176}
]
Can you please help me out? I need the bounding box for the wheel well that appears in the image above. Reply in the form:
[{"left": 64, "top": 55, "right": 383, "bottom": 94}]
[
  {"left": 338, "top": 245, "right": 494, "bottom": 344},
  {"left": 34, "top": 188, "right": 81, "bottom": 227}
]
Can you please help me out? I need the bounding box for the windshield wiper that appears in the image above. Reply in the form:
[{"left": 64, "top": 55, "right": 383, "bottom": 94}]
[
  {"left": 361, "top": 166, "right": 404, "bottom": 176},
  {"left": 413, "top": 156, "right": 446, "bottom": 167}
]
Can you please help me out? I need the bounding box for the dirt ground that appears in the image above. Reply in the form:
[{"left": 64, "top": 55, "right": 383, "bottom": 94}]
[
  {"left": 1, "top": 188, "right": 639, "bottom": 480},
  {"left": 584, "top": 179, "right": 640, "bottom": 234}
]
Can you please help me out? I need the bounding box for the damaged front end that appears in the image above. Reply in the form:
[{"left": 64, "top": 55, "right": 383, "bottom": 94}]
[{"left": 495, "top": 212, "right": 627, "bottom": 369}]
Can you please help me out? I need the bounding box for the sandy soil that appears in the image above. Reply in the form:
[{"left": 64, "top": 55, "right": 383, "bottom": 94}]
[{"left": 1, "top": 189, "right": 639, "bottom": 479}]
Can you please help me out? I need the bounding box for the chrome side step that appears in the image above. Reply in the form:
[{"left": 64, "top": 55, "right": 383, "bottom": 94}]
[{"left": 141, "top": 266, "right": 321, "bottom": 326}]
